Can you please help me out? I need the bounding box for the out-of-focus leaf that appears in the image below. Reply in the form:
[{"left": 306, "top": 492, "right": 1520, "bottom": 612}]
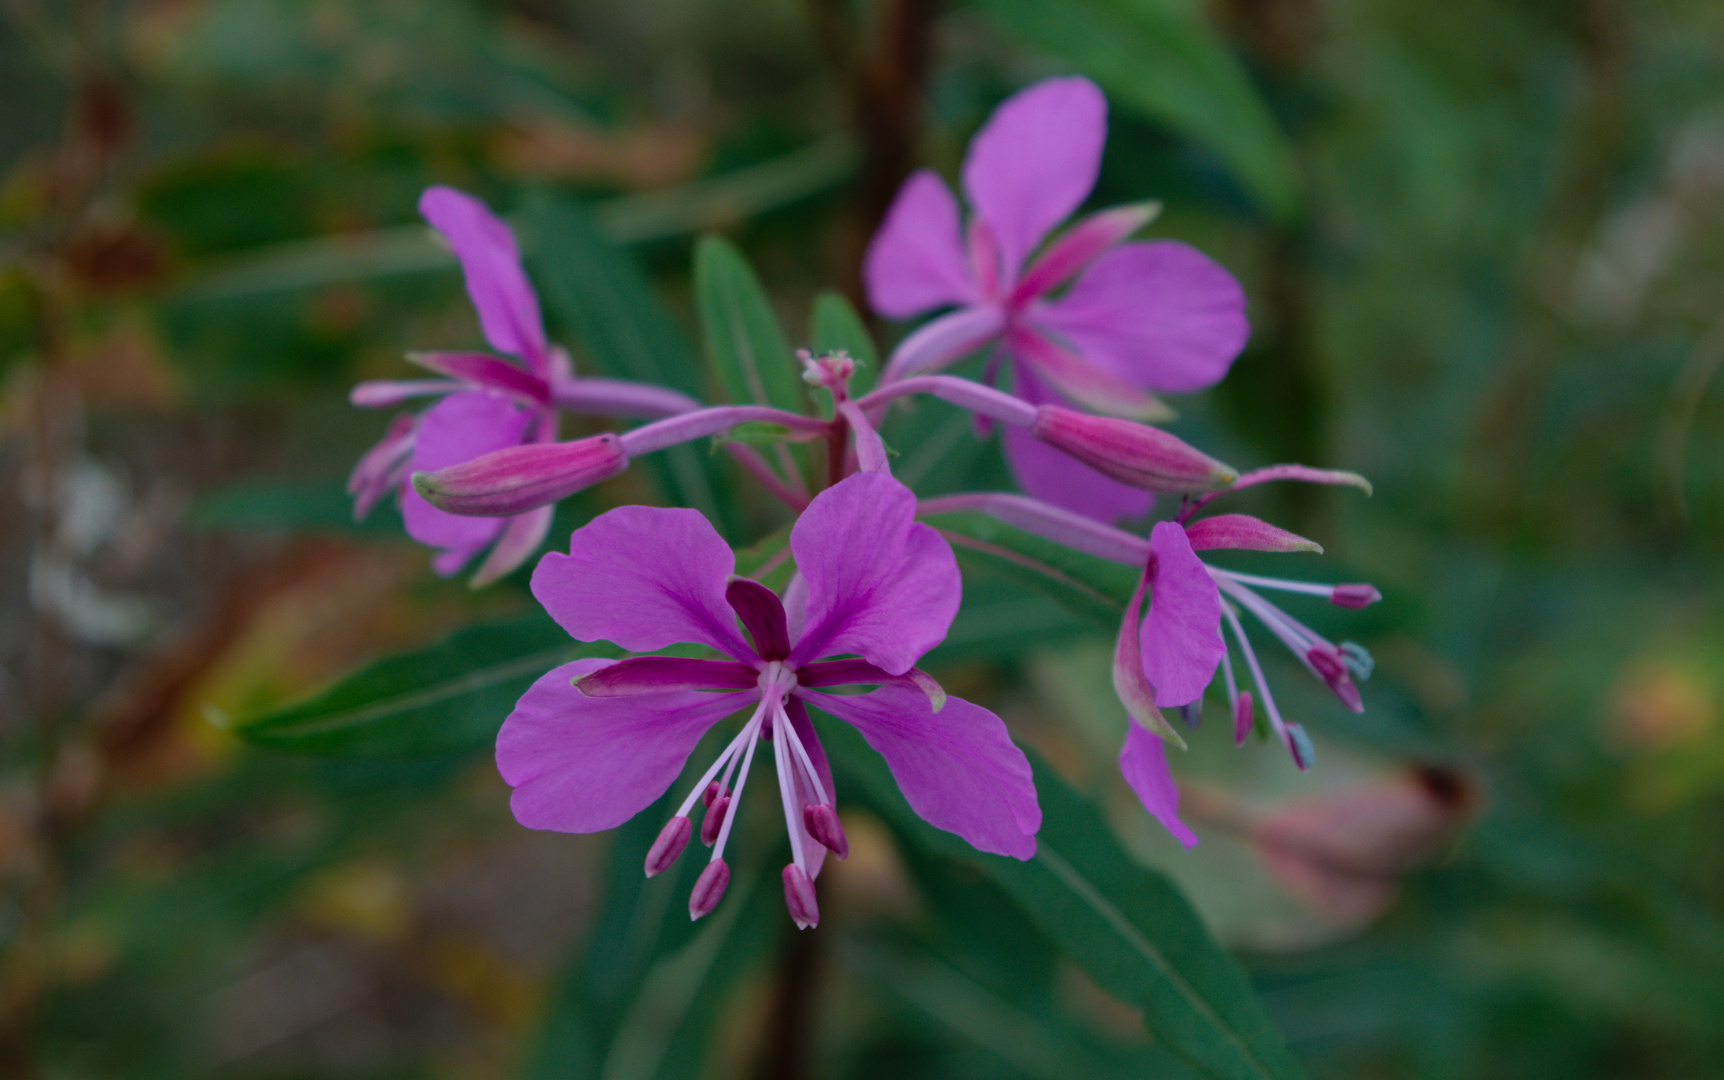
[
  {"left": 693, "top": 236, "right": 812, "bottom": 491},
  {"left": 923, "top": 509, "right": 1136, "bottom": 627},
  {"left": 694, "top": 236, "right": 808, "bottom": 415},
  {"left": 969, "top": 0, "right": 1299, "bottom": 221},
  {"left": 190, "top": 479, "right": 403, "bottom": 535},
  {"left": 810, "top": 289, "right": 879, "bottom": 397},
  {"left": 827, "top": 726, "right": 1304, "bottom": 1080},
  {"left": 524, "top": 194, "right": 733, "bottom": 536},
  {"left": 238, "top": 614, "right": 603, "bottom": 757}
]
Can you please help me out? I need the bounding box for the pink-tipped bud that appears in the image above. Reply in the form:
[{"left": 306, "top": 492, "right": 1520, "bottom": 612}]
[
  {"left": 689, "top": 860, "right": 730, "bottom": 920},
  {"left": 412, "top": 434, "right": 628, "bottom": 516},
  {"left": 1330, "top": 583, "right": 1382, "bottom": 609},
  {"left": 702, "top": 781, "right": 726, "bottom": 809},
  {"left": 782, "top": 864, "right": 820, "bottom": 929},
  {"left": 1234, "top": 692, "right": 1255, "bottom": 746},
  {"left": 1185, "top": 513, "right": 1323, "bottom": 554},
  {"left": 802, "top": 803, "right": 849, "bottom": 859},
  {"left": 700, "top": 796, "right": 731, "bottom": 846},
  {"left": 1307, "top": 646, "right": 1364, "bottom": 713},
  {"left": 1030, "top": 406, "right": 1237, "bottom": 493},
  {"left": 645, "top": 816, "right": 691, "bottom": 877}
]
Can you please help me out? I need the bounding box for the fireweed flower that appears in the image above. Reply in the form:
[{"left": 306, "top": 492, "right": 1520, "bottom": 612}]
[
  {"left": 918, "top": 465, "right": 1378, "bottom": 847},
  {"left": 864, "top": 76, "right": 1250, "bottom": 521},
  {"left": 347, "top": 186, "right": 698, "bottom": 583},
  {"left": 495, "top": 471, "right": 1041, "bottom": 927}
]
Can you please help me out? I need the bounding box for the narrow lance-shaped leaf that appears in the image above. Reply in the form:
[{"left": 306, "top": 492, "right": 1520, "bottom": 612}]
[
  {"left": 826, "top": 721, "right": 1306, "bottom": 1080},
  {"left": 969, "top": 0, "right": 1300, "bottom": 222},
  {"left": 238, "top": 615, "right": 608, "bottom": 758},
  {"left": 695, "top": 236, "right": 812, "bottom": 488},
  {"left": 523, "top": 194, "right": 736, "bottom": 538}
]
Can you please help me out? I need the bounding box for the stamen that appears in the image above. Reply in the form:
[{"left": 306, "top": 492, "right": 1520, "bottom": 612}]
[
  {"left": 1221, "top": 601, "right": 1291, "bottom": 751},
  {"left": 1287, "top": 724, "right": 1316, "bottom": 771},
  {"left": 782, "top": 864, "right": 820, "bottom": 930},
  {"left": 689, "top": 860, "right": 730, "bottom": 920},
  {"left": 1218, "top": 646, "right": 1240, "bottom": 715},
  {"left": 802, "top": 804, "right": 849, "bottom": 859},
  {"left": 709, "top": 706, "right": 767, "bottom": 866},
  {"left": 1330, "top": 584, "right": 1382, "bottom": 608},
  {"left": 1234, "top": 691, "right": 1255, "bottom": 747},
  {"left": 702, "top": 781, "right": 725, "bottom": 808},
  {"left": 700, "top": 797, "right": 730, "bottom": 846},
  {"left": 1210, "top": 569, "right": 1337, "bottom": 598},
  {"left": 771, "top": 701, "right": 810, "bottom": 875},
  {"left": 645, "top": 816, "right": 691, "bottom": 877},
  {"left": 1340, "top": 641, "right": 1375, "bottom": 681},
  {"left": 777, "top": 705, "right": 831, "bottom": 807}
]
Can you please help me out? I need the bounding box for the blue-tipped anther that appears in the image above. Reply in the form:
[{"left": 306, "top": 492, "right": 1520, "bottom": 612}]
[{"left": 1339, "top": 641, "right": 1375, "bottom": 681}]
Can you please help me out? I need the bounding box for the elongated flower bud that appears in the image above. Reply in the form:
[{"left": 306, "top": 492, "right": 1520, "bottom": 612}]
[
  {"left": 1330, "top": 584, "right": 1382, "bottom": 609},
  {"left": 1030, "top": 406, "right": 1236, "bottom": 493},
  {"left": 413, "top": 434, "right": 627, "bottom": 516},
  {"left": 1234, "top": 691, "right": 1255, "bottom": 746},
  {"left": 1185, "top": 513, "right": 1322, "bottom": 554}
]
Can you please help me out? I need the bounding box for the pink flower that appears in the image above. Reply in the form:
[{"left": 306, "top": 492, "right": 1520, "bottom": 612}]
[
  {"left": 496, "top": 472, "right": 1041, "bottom": 927},
  {"left": 863, "top": 76, "right": 1250, "bottom": 523},
  {"left": 348, "top": 186, "right": 697, "bottom": 584},
  {"left": 918, "top": 467, "right": 1379, "bottom": 848}
]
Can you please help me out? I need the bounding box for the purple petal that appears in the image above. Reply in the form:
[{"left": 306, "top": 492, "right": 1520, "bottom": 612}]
[
  {"left": 401, "top": 391, "right": 531, "bottom": 571},
  {"left": 726, "top": 578, "right": 790, "bottom": 661},
  {"left": 961, "top": 76, "right": 1107, "bottom": 278},
  {"left": 408, "top": 351, "right": 549, "bottom": 404},
  {"left": 802, "top": 685, "right": 1040, "bottom": 859},
  {"left": 880, "top": 306, "right": 1006, "bottom": 382},
  {"left": 1140, "top": 521, "right": 1224, "bottom": 707},
  {"left": 1112, "top": 567, "right": 1185, "bottom": 749},
  {"left": 1118, "top": 722, "right": 1198, "bottom": 847},
  {"left": 575, "top": 656, "right": 758, "bottom": 696},
  {"left": 531, "top": 504, "right": 755, "bottom": 660},
  {"left": 1012, "top": 201, "right": 1159, "bottom": 304},
  {"left": 470, "top": 505, "right": 554, "bottom": 587},
  {"left": 1031, "top": 241, "right": 1249, "bottom": 394},
  {"left": 863, "top": 169, "right": 976, "bottom": 319},
  {"left": 419, "top": 186, "right": 548, "bottom": 368},
  {"left": 1000, "top": 361, "right": 1154, "bottom": 524},
  {"left": 350, "top": 379, "right": 462, "bottom": 407},
  {"left": 797, "top": 660, "right": 947, "bottom": 711},
  {"left": 497, "top": 659, "right": 753, "bottom": 833},
  {"left": 347, "top": 413, "right": 418, "bottom": 521},
  {"left": 1010, "top": 326, "right": 1174, "bottom": 422},
  {"left": 787, "top": 472, "right": 960, "bottom": 675}
]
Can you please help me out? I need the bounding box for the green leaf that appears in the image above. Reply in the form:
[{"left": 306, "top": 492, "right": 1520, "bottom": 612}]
[
  {"left": 827, "top": 727, "right": 1305, "bottom": 1080},
  {"left": 694, "top": 235, "right": 807, "bottom": 414},
  {"left": 238, "top": 614, "right": 605, "bottom": 757},
  {"left": 810, "top": 289, "right": 880, "bottom": 397},
  {"left": 523, "top": 194, "right": 735, "bottom": 537},
  {"left": 970, "top": 0, "right": 1300, "bottom": 222},
  {"left": 923, "top": 509, "right": 1137, "bottom": 627}
]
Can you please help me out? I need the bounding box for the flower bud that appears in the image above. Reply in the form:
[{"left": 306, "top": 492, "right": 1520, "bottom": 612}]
[
  {"left": 412, "top": 434, "right": 627, "bottom": 516},
  {"left": 1185, "top": 513, "right": 1322, "bottom": 554},
  {"left": 1030, "top": 406, "right": 1236, "bottom": 493}
]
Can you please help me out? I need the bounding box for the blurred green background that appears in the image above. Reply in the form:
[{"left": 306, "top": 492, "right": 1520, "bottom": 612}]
[{"left": 4, "top": 0, "right": 1724, "bottom": 1077}]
